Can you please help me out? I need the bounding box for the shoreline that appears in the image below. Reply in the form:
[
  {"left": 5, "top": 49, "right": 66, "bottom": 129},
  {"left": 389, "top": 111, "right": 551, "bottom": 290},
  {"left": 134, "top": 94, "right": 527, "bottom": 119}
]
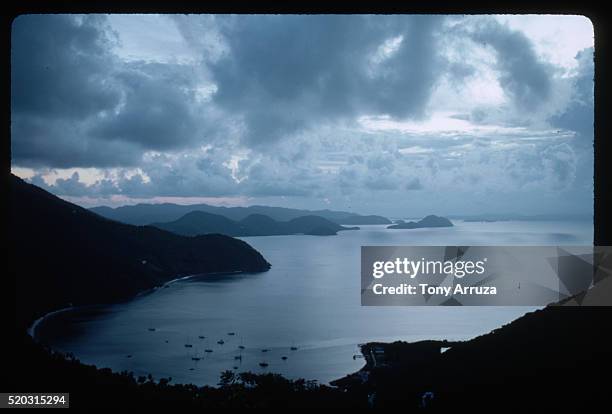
[
  {"left": 330, "top": 339, "right": 463, "bottom": 388},
  {"left": 27, "top": 269, "right": 250, "bottom": 342},
  {"left": 29, "top": 303, "right": 467, "bottom": 389},
  {"left": 28, "top": 291, "right": 531, "bottom": 390},
  {"left": 136, "top": 269, "right": 246, "bottom": 297},
  {"left": 27, "top": 270, "right": 551, "bottom": 389},
  {"left": 28, "top": 301, "right": 539, "bottom": 391},
  {"left": 27, "top": 305, "right": 75, "bottom": 339}
]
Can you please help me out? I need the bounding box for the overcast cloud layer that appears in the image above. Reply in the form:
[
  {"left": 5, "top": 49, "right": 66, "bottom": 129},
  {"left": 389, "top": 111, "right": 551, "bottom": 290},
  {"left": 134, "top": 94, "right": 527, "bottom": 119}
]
[{"left": 11, "top": 14, "right": 594, "bottom": 217}]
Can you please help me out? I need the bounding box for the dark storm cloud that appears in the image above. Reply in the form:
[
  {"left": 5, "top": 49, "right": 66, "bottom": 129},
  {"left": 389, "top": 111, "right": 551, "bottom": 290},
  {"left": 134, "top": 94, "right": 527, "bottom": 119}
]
[
  {"left": 11, "top": 116, "right": 143, "bottom": 168},
  {"left": 11, "top": 15, "right": 210, "bottom": 168},
  {"left": 11, "top": 14, "right": 120, "bottom": 120},
  {"left": 204, "top": 15, "right": 445, "bottom": 145},
  {"left": 469, "top": 19, "right": 553, "bottom": 111},
  {"left": 90, "top": 62, "right": 203, "bottom": 151}
]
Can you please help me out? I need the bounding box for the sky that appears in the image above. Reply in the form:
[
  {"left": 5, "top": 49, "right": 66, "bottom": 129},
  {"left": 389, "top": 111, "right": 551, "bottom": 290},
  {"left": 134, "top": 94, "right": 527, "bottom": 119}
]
[{"left": 10, "top": 14, "right": 594, "bottom": 217}]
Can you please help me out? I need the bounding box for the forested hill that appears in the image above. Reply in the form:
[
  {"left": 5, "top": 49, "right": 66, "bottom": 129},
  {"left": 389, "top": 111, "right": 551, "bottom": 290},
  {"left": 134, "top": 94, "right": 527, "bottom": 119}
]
[
  {"left": 10, "top": 175, "right": 271, "bottom": 328},
  {"left": 91, "top": 203, "right": 391, "bottom": 226}
]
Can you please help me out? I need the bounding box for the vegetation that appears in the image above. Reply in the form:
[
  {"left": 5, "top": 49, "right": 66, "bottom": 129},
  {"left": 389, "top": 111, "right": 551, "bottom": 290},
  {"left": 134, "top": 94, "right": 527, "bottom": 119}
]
[
  {"left": 10, "top": 174, "right": 270, "bottom": 328},
  {"left": 152, "top": 212, "right": 358, "bottom": 237},
  {"left": 91, "top": 202, "right": 391, "bottom": 226},
  {"left": 387, "top": 214, "right": 453, "bottom": 229},
  {"left": 6, "top": 332, "right": 364, "bottom": 409},
  {"left": 334, "top": 307, "right": 611, "bottom": 410},
  {"left": 7, "top": 175, "right": 609, "bottom": 409}
]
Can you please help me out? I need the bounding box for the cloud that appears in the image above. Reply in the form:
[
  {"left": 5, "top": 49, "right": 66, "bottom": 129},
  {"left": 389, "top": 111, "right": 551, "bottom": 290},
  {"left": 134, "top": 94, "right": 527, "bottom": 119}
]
[
  {"left": 550, "top": 47, "right": 594, "bottom": 143},
  {"left": 11, "top": 116, "right": 144, "bottom": 168},
  {"left": 541, "top": 143, "right": 577, "bottom": 190},
  {"left": 11, "top": 15, "right": 120, "bottom": 120},
  {"left": 196, "top": 15, "right": 446, "bottom": 145},
  {"left": 30, "top": 171, "right": 118, "bottom": 197},
  {"left": 469, "top": 18, "right": 554, "bottom": 111},
  {"left": 405, "top": 177, "right": 423, "bottom": 190},
  {"left": 11, "top": 14, "right": 222, "bottom": 168},
  {"left": 10, "top": 15, "right": 594, "bottom": 217},
  {"left": 90, "top": 62, "right": 206, "bottom": 151}
]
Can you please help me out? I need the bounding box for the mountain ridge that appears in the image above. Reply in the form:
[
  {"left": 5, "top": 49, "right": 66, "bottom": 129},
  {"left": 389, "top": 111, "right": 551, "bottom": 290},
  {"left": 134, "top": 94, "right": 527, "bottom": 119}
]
[
  {"left": 90, "top": 202, "right": 391, "bottom": 226},
  {"left": 10, "top": 174, "right": 271, "bottom": 328},
  {"left": 151, "top": 211, "right": 359, "bottom": 237}
]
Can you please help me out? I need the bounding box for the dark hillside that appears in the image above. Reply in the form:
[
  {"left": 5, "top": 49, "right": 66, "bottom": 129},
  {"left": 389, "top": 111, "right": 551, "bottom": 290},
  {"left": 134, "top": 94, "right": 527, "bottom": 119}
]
[{"left": 10, "top": 175, "right": 270, "bottom": 328}]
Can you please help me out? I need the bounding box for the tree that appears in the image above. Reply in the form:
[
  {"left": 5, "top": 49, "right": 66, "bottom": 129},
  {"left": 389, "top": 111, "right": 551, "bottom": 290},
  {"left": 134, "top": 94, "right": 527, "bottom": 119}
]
[{"left": 218, "top": 370, "right": 236, "bottom": 387}]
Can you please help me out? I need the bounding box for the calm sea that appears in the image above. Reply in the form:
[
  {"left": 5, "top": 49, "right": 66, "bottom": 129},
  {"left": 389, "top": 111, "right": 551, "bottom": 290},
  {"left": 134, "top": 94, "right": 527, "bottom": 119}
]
[{"left": 37, "top": 220, "right": 592, "bottom": 386}]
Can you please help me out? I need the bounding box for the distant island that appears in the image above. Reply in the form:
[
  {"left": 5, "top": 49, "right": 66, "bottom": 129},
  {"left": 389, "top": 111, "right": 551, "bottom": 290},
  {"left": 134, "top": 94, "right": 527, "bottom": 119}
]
[
  {"left": 91, "top": 203, "right": 391, "bottom": 226},
  {"left": 10, "top": 174, "right": 271, "bottom": 328},
  {"left": 387, "top": 215, "right": 453, "bottom": 229},
  {"left": 151, "top": 211, "right": 359, "bottom": 237},
  {"left": 9, "top": 176, "right": 605, "bottom": 410}
]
